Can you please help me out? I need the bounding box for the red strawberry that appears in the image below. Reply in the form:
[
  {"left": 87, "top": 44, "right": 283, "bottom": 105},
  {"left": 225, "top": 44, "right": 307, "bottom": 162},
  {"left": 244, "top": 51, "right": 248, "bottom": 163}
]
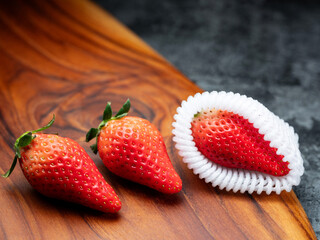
[
  {"left": 86, "top": 100, "right": 182, "bottom": 194},
  {"left": 191, "top": 109, "right": 290, "bottom": 176},
  {"left": 2, "top": 115, "right": 121, "bottom": 213}
]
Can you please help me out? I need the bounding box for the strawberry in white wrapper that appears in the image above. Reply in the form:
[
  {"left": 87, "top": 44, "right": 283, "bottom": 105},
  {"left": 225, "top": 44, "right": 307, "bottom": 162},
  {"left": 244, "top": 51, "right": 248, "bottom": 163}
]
[{"left": 172, "top": 91, "right": 304, "bottom": 194}]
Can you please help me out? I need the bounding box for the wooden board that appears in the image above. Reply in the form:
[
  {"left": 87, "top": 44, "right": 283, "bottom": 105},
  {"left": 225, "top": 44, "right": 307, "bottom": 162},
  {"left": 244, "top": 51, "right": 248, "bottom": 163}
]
[{"left": 0, "top": 0, "right": 316, "bottom": 239}]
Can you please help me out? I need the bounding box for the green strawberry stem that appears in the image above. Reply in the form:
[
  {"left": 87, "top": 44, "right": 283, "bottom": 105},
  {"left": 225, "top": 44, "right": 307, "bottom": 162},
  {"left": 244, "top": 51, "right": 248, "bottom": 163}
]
[
  {"left": 86, "top": 99, "right": 130, "bottom": 154},
  {"left": 1, "top": 115, "right": 55, "bottom": 178}
]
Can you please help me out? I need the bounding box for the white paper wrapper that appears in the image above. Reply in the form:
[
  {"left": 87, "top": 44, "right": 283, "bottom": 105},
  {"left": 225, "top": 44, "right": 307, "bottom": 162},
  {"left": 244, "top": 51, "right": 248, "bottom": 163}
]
[{"left": 172, "top": 91, "right": 304, "bottom": 194}]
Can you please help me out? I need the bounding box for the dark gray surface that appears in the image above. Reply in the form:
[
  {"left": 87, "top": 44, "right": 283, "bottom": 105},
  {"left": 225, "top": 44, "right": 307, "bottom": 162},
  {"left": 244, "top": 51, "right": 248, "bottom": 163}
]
[{"left": 95, "top": 0, "right": 320, "bottom": 237}]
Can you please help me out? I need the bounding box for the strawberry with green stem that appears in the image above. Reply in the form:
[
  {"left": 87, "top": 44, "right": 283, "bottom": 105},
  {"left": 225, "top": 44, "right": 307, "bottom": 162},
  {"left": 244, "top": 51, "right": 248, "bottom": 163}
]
[
  {"left": 2, "top": 115, "right": 121, "bottom": 213},
  {"left": 86, "top": 99, "right": 182, "bottom": 194}
]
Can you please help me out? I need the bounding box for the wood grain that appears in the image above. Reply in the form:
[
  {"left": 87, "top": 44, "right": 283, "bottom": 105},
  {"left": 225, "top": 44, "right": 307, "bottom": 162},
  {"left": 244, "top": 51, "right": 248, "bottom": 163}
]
[{"left": 0, "top": 0, "right": 316, "bottom": 239}]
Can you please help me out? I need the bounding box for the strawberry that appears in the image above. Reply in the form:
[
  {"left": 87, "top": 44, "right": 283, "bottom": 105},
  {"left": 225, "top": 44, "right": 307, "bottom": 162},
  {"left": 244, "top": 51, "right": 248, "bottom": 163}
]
[
  {"left": 2, "top": 115, "right": 121, "bottom": 213},
  {"left": 191, "top": 109, "right": 290, "bottom": 176},
  {"left": 86, "top": 99, "right": 182, "bottom": 194}
]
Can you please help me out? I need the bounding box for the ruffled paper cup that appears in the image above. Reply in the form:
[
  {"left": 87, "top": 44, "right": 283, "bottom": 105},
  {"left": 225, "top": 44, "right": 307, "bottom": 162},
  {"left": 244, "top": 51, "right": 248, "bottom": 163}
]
[{"left": 172, "top": 91, "right": 304, "bottom": 194}]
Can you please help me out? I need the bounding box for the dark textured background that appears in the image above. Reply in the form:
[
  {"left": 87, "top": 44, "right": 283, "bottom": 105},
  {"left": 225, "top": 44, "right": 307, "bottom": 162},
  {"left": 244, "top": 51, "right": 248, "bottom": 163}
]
[{"left": 95, "top": 0, "right": 320, "bottom": 237}]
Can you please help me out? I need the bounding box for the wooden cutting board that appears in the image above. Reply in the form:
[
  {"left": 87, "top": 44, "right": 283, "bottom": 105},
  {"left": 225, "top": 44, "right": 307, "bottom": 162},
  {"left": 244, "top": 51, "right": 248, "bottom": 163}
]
[{"left": 0, "top": 0, "right": 316, "bottom": 239}]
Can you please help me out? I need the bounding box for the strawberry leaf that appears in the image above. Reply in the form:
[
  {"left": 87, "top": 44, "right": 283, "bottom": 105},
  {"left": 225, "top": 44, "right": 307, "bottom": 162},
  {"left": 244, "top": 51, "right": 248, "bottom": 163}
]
[
  {"left": 86, "top": 128, "right": 99, "bottom": 142},
  {"left": 32, "top": 114, "right": 55, "bottom": 133},
  {"left": 114, "top": 113, "right": 128, "bottom": 119},
  {"left": 90, "top": 143, "right": 98, "bottom": 154},
  {"left": 1, "top": 155, "right": 18, "bottom": 178},
  {"left": 193, "top": 112, "right": 201, "bottom": 118},
  {"left": 115, "top": 99, "right": 130, "bottom": 117},
  {"left": 103, "top": 102, "right": 112, "bottom": 121},
  {"left": 17, "top": 132, "right": 33, "bottom": 148}
]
